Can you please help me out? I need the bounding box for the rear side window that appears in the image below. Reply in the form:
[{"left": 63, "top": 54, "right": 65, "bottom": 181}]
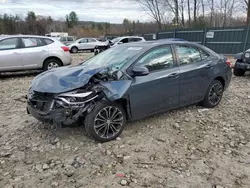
[
  {"left": 43, "top": 38, "right": 54, "bottom": 45},
  {"left": 176, "top": 45, "right": 203, "bottom": 65},
  {"left": 22, "top": 38, "right": 44, "bottom": 48},
  {"left": 67, "top": 37, "right": 74, "bottom": 41},
  {"left": 0, "top": 38, "right": 19, "bottom": 50},
  {"left": 60, "top": 37, "right": 66, "bottom": 42}
]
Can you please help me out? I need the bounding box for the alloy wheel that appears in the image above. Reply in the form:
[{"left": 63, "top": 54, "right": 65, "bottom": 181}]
[
  {"left": 94, "top": 106, "right": 124, "bottom": 139},
  {"left": 47, "top": 62, "right": 59, "bottom": 70},
  {"left": 208, "top": 83, "right": 223, "bottom": 106}
]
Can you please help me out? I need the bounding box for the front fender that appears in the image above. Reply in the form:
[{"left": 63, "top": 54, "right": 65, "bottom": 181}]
[{"left": 234, "top": 52, "right": 243, "bottom": 60}]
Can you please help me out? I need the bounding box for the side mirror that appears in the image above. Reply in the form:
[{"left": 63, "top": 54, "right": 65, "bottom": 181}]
[
  {"left": 118, "top": 41, "right": 123, "bottom": 44},
  {"left": 132, "top": 66, "right": 149, "bottom": 76}
]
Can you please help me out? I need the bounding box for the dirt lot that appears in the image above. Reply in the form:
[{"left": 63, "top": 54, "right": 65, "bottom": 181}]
[{"left": 0, "top": 53, "right": 250, "bottom": 188}]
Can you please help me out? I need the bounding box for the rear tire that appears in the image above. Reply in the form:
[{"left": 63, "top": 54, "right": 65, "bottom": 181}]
[
  {"left": 43, "top": 58, "right": 61, "bottom": 71},
  {"left": 201, "top": 80, "right": 224, "bottom": 108},
  {"left": 84, "top": 101, "right": 126, "bottom": 142},
  {"left": 233, "top": 67, "right": 245, "bottom": 76},
  {"left": 71, "top": 47, "right": 78, "bottom": 53}
]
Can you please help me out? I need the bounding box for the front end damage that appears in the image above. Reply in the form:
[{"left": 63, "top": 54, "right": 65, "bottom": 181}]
[{"left": 27, "top": 68, "right": 132, "bottom": 128}]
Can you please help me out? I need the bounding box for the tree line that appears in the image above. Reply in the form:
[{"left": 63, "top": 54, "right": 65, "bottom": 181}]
[
  {"left": 136, "top": 0, "right": 248, "bottom": 30},
  {"left": 0, "top": 0, "right": 249, "bottom": 38}
]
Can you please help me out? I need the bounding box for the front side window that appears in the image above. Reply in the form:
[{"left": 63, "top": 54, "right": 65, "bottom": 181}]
[
  {"left": 120, "top": 38, "right": 129, "bottom": 43},
  {"left": 67, "top": 37, "right": 74, "bottom": 41},
  {"left": 136, "top": 46, "right": 174, "bottom": 72},
  {"left": 130, "top": 38, "right": 142, "bottom": 42},
  {"left": 176, "top": 45, "right": 204, "bottom": 65},
  {"left": 79, "top": 39, "right": 88, "bottom": 43},
  {"left": 0, "top": 38, "right": 19, "bottom": 50},
  {"left": 22, "top": 38, "right": 44, "bottom": 48}
]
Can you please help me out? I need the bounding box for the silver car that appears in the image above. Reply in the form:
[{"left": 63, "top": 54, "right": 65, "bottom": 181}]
[
  {"left": 68, "top": 38, "right": 109, "bottom": 53},
  {"left": 0, "top": 35, "right": 72, "bottom": 72}
]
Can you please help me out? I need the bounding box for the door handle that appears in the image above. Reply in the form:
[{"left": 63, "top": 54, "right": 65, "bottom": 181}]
[
  {"left": 167, "top": 72, "right": 179, "bottom": 78},
  {"left": 13, "top": 52, "right": 19, "bottom": 54}
]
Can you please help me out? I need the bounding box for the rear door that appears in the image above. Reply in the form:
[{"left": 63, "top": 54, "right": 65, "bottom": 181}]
[
  {"left": 174, "top": 44, "right": 214, "bottom": 106},
  {"left": 78, "top": 38, "right": 88, "bottom": 50},
  {"left": 0, "top": 37, "right": 22, "bottom": 71},
  {"left": 87, "top": 38, "right": 98, "bottom": 49},
  {"left": 20, "top": 37, "right": 49, "bottom": 69}
]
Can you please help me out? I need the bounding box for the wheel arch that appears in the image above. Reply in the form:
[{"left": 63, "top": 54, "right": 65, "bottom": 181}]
[
  {"left": 43, "top": 56, "right": 63, "bottom": 68},
  {"left": 214, "top": 76, "right": 225, "bottom": 88}
]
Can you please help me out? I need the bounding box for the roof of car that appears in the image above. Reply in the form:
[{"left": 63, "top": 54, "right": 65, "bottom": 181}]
[
  {"left": 0, "top": 35, "right": 56, "bottom": 40},
  {"left": 122, "top": 40, "right": 195, "bottom": 47}
]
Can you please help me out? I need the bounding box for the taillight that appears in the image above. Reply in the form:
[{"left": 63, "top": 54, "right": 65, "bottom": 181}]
[
  {"left": 225, "top": 59, "right": 231, "bottom": 67},
  {"left": 61, "top": 46, "right": 69, "bottom": 52}
]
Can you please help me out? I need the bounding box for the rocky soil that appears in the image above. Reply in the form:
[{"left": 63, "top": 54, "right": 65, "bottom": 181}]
[{"left": 0, "top": 53, "right": 250, "bottom": 188}]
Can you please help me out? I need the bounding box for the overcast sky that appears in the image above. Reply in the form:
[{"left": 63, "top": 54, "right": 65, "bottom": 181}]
[{"left": 0, "top": 0, "right": 152, "bottom": 23}]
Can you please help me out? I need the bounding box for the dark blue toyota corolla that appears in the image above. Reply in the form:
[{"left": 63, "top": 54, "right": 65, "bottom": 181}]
[{"left": 27, "top": 40, "right": 232, "bottom": 142}]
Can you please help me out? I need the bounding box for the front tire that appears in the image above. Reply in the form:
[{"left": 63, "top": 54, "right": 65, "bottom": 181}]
[
  {"left": 84, "top": 102, "right": 126, "bottom": 142},
  {"left": 233, "top": 67, "right": 245, "bottom": 76},
  {"left": 201, "top": 80, "right": 224, "bottom": 108}
]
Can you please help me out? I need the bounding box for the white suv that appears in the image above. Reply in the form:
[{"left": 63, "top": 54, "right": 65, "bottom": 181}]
[
  {"left": 0, "top": 35, "right": 72, "bottom": 72},
  {"left": 110, "top": 36, "right": 146, "bottom": 47}
]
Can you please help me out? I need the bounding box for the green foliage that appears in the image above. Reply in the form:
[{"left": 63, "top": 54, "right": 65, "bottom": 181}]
[
  {"left": 66, "top": 11, "right": 78, "bottom": 28},
  {"left": 26, "top": 11, "right": 36, "bottom": 21}
]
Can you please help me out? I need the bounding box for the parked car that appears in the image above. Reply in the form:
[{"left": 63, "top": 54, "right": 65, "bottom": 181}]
[
  {"left": 27, "top": 40, "right": 232, "bottom": 142},
  {"left": 0, "top": 35, "right": 72, "bottom": 72},
  {"left": 233, "top": 50, "right": 250, "bottom": 76},
  {"left": 109, "top": 36, "right": 146, "bottom": 47},
  {"left": 58, "top": 36, "right": 76, "bottom": 46},
  {"left": 68, "top": 38, "right": 109, "bottom": 53}
]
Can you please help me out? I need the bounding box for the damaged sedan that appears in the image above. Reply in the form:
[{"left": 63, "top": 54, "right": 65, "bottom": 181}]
[{"left": 27, "top": 40, "right": 232, "bottom": 142}]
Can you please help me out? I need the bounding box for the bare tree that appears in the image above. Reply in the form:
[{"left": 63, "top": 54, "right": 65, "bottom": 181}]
[
  {"left": 244, "top": 0, "right": 250, "bottom": 24},
  {"left": 194, "top": 0, "right": 197, "bottom": 23},
  {"left": 136, "top": 0, "right": 165, "bottom": 30},
  {"left": 188, "top": 0, "right": 191, "bottom": 26}
]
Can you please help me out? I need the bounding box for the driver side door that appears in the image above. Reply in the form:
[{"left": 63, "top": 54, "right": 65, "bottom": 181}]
[{"left": 128, "top": 45, "right": 180, "bottom": 119}]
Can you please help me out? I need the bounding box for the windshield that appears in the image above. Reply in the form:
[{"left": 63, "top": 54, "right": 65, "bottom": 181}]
[
  {"left": 111, "top": 37, "right": 121, "bottom": 44},
  {"left": 81, "top": 45, "right": 144, "bottom": 70}
]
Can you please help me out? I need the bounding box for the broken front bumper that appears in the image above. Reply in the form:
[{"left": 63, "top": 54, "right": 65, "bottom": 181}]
[{"left": 27, "top": 102, "right": 54, "bottom": 124}]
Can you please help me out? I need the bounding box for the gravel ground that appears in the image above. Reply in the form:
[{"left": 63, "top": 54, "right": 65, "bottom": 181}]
[{"left": 0, "top": 53, "right": 250, "bottom": 188}]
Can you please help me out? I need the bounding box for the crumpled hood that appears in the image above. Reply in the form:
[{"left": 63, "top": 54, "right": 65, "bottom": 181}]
[{"left": 31, "top": 64, "right": 107, "bottom": 93}]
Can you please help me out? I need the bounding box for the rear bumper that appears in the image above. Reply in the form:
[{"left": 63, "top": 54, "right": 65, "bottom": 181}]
[
  {"left": 61, "top": 52, "right": 72, "bottom": 66},
  {"left": 224, "top": 67, "right": 232, "bottom": 90}
]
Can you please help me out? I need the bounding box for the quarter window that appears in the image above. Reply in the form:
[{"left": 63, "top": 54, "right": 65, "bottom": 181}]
[
  {"left": 136, "top": 46, "right": 174, "bottom": 72},
  {"left": 43, "top": 38, "right": 54, "bottom": 45},
  {"left": 0, "top": 38, "right": 19, "bottom": 50},
  {"left": 22, "top": 38, "right": 44, "bottom": 48},
  {"left": 176, "top": 45, "right": 209, "bottom": 65}
]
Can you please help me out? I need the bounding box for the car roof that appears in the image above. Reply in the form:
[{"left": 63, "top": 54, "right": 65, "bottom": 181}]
[
  {"left": 121, "top": 40, "right": 195, "bottom": 47},
  {"left": 0, "top": 35, "right": 56, "bottom": 40}
]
